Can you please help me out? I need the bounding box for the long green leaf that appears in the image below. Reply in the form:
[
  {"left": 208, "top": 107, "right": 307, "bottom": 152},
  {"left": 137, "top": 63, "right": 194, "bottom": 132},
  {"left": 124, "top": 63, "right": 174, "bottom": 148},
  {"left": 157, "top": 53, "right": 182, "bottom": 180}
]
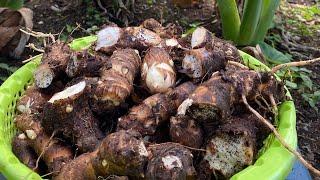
[
  {"left": 258, "top": 42, "right": 291, "bottom": 64},
  {"left": 0, "top": 0, "right": 23, "bottom": 10},
  {"left": 252, "top": 0, "right": 281, "bottom": 44},
  {"left": 216, "top": 0, "right": 241, "bottom": 42},
  {"left": 237, "top": 0, "right": 263, "bottom": 45}
]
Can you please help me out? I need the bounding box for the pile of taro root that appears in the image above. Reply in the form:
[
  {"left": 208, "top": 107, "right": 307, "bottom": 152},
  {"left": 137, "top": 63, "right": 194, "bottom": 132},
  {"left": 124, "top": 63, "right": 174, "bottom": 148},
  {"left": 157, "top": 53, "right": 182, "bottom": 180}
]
[{"left": 13, "top": 19, "right": 284, "bottom": 180}]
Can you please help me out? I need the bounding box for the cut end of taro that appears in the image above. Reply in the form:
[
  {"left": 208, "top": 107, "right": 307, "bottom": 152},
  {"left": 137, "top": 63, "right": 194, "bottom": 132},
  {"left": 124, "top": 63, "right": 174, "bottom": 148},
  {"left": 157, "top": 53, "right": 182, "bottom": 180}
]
[
  {"left": 204, "top": 134, "right": 254, "bottom": 178},
  {"left": 130, "top": 27, "right": 162, "bottom": 46},
  {"left": 177, "top": 98, "right": 193, "bottom": 115},
  {"left": 95, "top": 26, "right": 122, "bottom": 51},
  {"left": 48, "top": 81, "right": 86, "bottom": 103},
  {"left": 191, "top": 27, "right": 212, "bottom": 49},
  {"left": 165, "top": 38, "right": 179, "bottom": 47},
  {"left": 34, "top": 67, "right": 54, "bottom": 89},
  {"left": 145, "top": 62, "right": 176, "bottom": 93},
  {"left": 182, "top": 54, "right": 202, "bottom": 79}
]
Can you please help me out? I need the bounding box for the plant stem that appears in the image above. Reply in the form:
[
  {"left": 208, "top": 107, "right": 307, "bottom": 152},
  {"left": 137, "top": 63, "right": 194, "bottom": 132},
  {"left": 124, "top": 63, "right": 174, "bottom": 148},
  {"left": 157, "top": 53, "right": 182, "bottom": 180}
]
[
  {"left": 242, "top": 94, "right": 320, "bottom": 176},
  {"left": 216, "top": 0, "right": 241, "bottom": 42},
  {"left": 271, "top": 57, "right": 320, "bottom": 73},
  {"left": 237, "top": 0, "right": 263, "bottom": 45},
  {"left": 252, "top": 0, "right": 281, "bottom": 44}
]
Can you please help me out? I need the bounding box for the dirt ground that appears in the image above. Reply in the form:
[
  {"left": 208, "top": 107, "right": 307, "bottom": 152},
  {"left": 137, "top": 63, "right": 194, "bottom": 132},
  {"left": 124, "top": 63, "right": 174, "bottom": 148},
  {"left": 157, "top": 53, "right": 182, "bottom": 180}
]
[{"left": 0, "top": 0, "right": 319, "bottom": 177}]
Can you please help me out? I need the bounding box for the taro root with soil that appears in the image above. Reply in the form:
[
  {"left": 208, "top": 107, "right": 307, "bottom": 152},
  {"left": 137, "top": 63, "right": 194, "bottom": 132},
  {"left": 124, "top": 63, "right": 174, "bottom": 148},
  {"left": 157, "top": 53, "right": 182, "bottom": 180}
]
[
  {"left": 33, "top": 42, "right": 72, "bottom": 89},
  {"left": 11, "top": 19, "right": 317, "bottom": 179},
  {"left": 117, "top": 81, "right": 196, "bottom": 138},
  {"left": 91, "top": 48, "right": 141, "bottom": 113},
  {"left": 55, "top": 130, "right": 148, "bottom": 180},
  {"left": 181, "top": 27, "right": 241, "bottom": 82},
  {"left": 41, "top": 81, "right": 104, "bottom": 153}
]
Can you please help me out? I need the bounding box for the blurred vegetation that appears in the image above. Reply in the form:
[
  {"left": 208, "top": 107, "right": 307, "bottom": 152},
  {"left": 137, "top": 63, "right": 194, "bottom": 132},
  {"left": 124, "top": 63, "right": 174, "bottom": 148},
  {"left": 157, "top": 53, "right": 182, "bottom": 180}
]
[{"left": 0, "top": 0, "right": 23, "bottom": 10}]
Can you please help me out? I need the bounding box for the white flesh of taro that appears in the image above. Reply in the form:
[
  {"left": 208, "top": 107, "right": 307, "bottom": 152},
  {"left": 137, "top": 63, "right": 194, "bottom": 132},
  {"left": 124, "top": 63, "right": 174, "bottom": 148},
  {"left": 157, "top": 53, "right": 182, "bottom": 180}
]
[
  {"left": 130, "top": 27, "right": 162, "bottom": 46},
  {"left": 145, "top": 61, "right": 175, "bottom": 93},
  {"left": 95, "top": 26, "right": 122, "bottom": 51},
  {"left": 182, "top": 54, "right": 202, "bottom": 79},
  {"left": 191, "top": 27, "right": 211, "bottom": 49},
  {"left": 49, "top": 81, "right": 86, "bottom": 103},
  {"left": 34, "top": 67, "right": 54, "bottom": 88},
  {"left": 162, "top": 155, "right": 183, "bottom": 170},
  {"left": 165, "top": 38, "right": 179, "bottom": 47},
  {"left": 204, "top": 134, "right": 254, "bottom": 178},
  {"left": 177, "top": 98, "right": 194, "bottom": 115}
]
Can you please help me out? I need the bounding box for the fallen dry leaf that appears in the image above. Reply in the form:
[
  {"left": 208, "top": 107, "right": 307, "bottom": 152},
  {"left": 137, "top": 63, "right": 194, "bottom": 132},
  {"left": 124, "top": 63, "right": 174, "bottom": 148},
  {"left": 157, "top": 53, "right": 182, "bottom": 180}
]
[{"left": 0, "top": 7, "right": 33, "bottom": 59}]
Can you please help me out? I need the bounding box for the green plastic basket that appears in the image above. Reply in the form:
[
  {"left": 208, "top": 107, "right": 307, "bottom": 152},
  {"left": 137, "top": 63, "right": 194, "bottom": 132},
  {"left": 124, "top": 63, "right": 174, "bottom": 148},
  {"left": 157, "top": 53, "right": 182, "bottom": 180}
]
[{"left": 0, "top": 36, "right": 297, "bottom": 180}]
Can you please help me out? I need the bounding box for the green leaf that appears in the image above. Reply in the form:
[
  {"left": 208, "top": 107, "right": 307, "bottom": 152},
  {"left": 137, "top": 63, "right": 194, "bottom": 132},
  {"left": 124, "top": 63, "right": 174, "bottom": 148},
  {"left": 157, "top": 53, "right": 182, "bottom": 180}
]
[
  {"left": 299, "top": 73, "right": 313, "bottom": 90},
  {"left": 314, "top": 90, "right": 320, "bottom": 97},
  {"left": 0, "top": 0, "right": 23, "bottom": 10},
  {"left": 285, "top": 80, "right": 298, "bottom": 89},
  {"left": 0, "top": 76, "right": 8, "bottom": 81},
  {"left": 66, "top": 25, "right": 73, "bottom": 33},
  {"left": 216, "top": 0, "right": 241, "bottom": 42},
  {"left": 298, "top": 67, "right": 312, "bottom": 73},
  {"left": 258, "top": 42, "right": 292, "bottom": 64},
  {"left": 0, "top": 63, "right": 17, "bottom": 73},
  {"left": 182, "top": 27, "right": 197, "bottom": 38},
  {"left": 302, "top": 93, "right": 318, "bottom": 112}
]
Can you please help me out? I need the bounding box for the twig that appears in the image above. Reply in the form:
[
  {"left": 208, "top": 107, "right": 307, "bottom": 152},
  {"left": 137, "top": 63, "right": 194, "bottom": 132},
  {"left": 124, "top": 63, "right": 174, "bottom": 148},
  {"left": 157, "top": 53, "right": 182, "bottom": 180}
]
[
  {"left": 20, "top": 28, "right": 56, "bottom": 43},
  {"left": 97, "top": 0, "right": 108, "bottom": 15},
  {"left": 41, "top": 171, "right": 58, "bottom": 178},
  {"left": 269, "top": 94, "right": 278, "bottom": 117},
  {"left": 33, "top": 131, "right": 56, "bottom": 171},
  {"left": 149, "top": 142, "right": 207, "bottom": 152},
  {"left": 227, "top": 61, "right": 249, "bottom": 70},
  {"left": 26, "top": 43, "right": 45, "bottom": 53},
  {"left": 254, "top": 98, "right": 268, "bottom": 111},
  {"left": 241, "top": 94, "right": 320, "bottom": 176},
  {"left": 271, "top": 57, "right": 320, "bottom": 73},
  {"left": 281, "top": 31, "right": 320, "bottom": 54},
  {"left": 22, "top": 55, "right": 39, "bottom": 64}
]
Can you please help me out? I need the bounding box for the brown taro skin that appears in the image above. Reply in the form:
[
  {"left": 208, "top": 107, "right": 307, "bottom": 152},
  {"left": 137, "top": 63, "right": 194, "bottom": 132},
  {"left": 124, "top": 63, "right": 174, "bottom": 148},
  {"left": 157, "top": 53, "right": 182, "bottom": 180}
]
[
  {"left": 187, "top": 76, "right": 234, "bottom": 127},
  {"left": 55, "top": 151, "right": 97, "bottom": 180},
  {"left": 12, "top": 134, "right": 38, "bottom": 171},
  {"left": 16, "top": 86, "right": 50, "bottom": 114},
  {"left": 42, "top": 82, "right": 104, "bottom": 153},
  {"left": 141, "top": 18, "right": 182, "bottom": 39},
  {"left": 169, "top": 115, "right": 204, "bottom": 149},
  {"left": 185, "top": 67, "right": 284, "bottom": 130},
  {"left": 93, "top": 130, "right": 149, "bottom": 178},
  {"left": 56, "top": 130, "right": 148, "bottom": 180},
  {"left": 34, "top": 42, "right": 71, "bottom": 88},
  {"left": 182, "top": 47, "right": 226, "bottom": 81},
  {"left": 95, "top": 26, "right": 162, "bottom": 54},
  {"left": 66, "top": 51, "right": 107, "bottom": 78},
  {"left": 15, "top": 114, "right": 73, "bottom": 175},
  {"left": 118, "top": 93, "right": 174, "bottom": 136},
  {"left": 206, "top": 36, "right": 241, "bottom": 63},
  {"left": 117, "top": 82, "right": 196, "bottom": 137},
  {"left": 92, "top": 49, "right": 141, "bottom": 113},
  {"left": 146, "top": 143, "right": 197, "bottom": 180}
]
